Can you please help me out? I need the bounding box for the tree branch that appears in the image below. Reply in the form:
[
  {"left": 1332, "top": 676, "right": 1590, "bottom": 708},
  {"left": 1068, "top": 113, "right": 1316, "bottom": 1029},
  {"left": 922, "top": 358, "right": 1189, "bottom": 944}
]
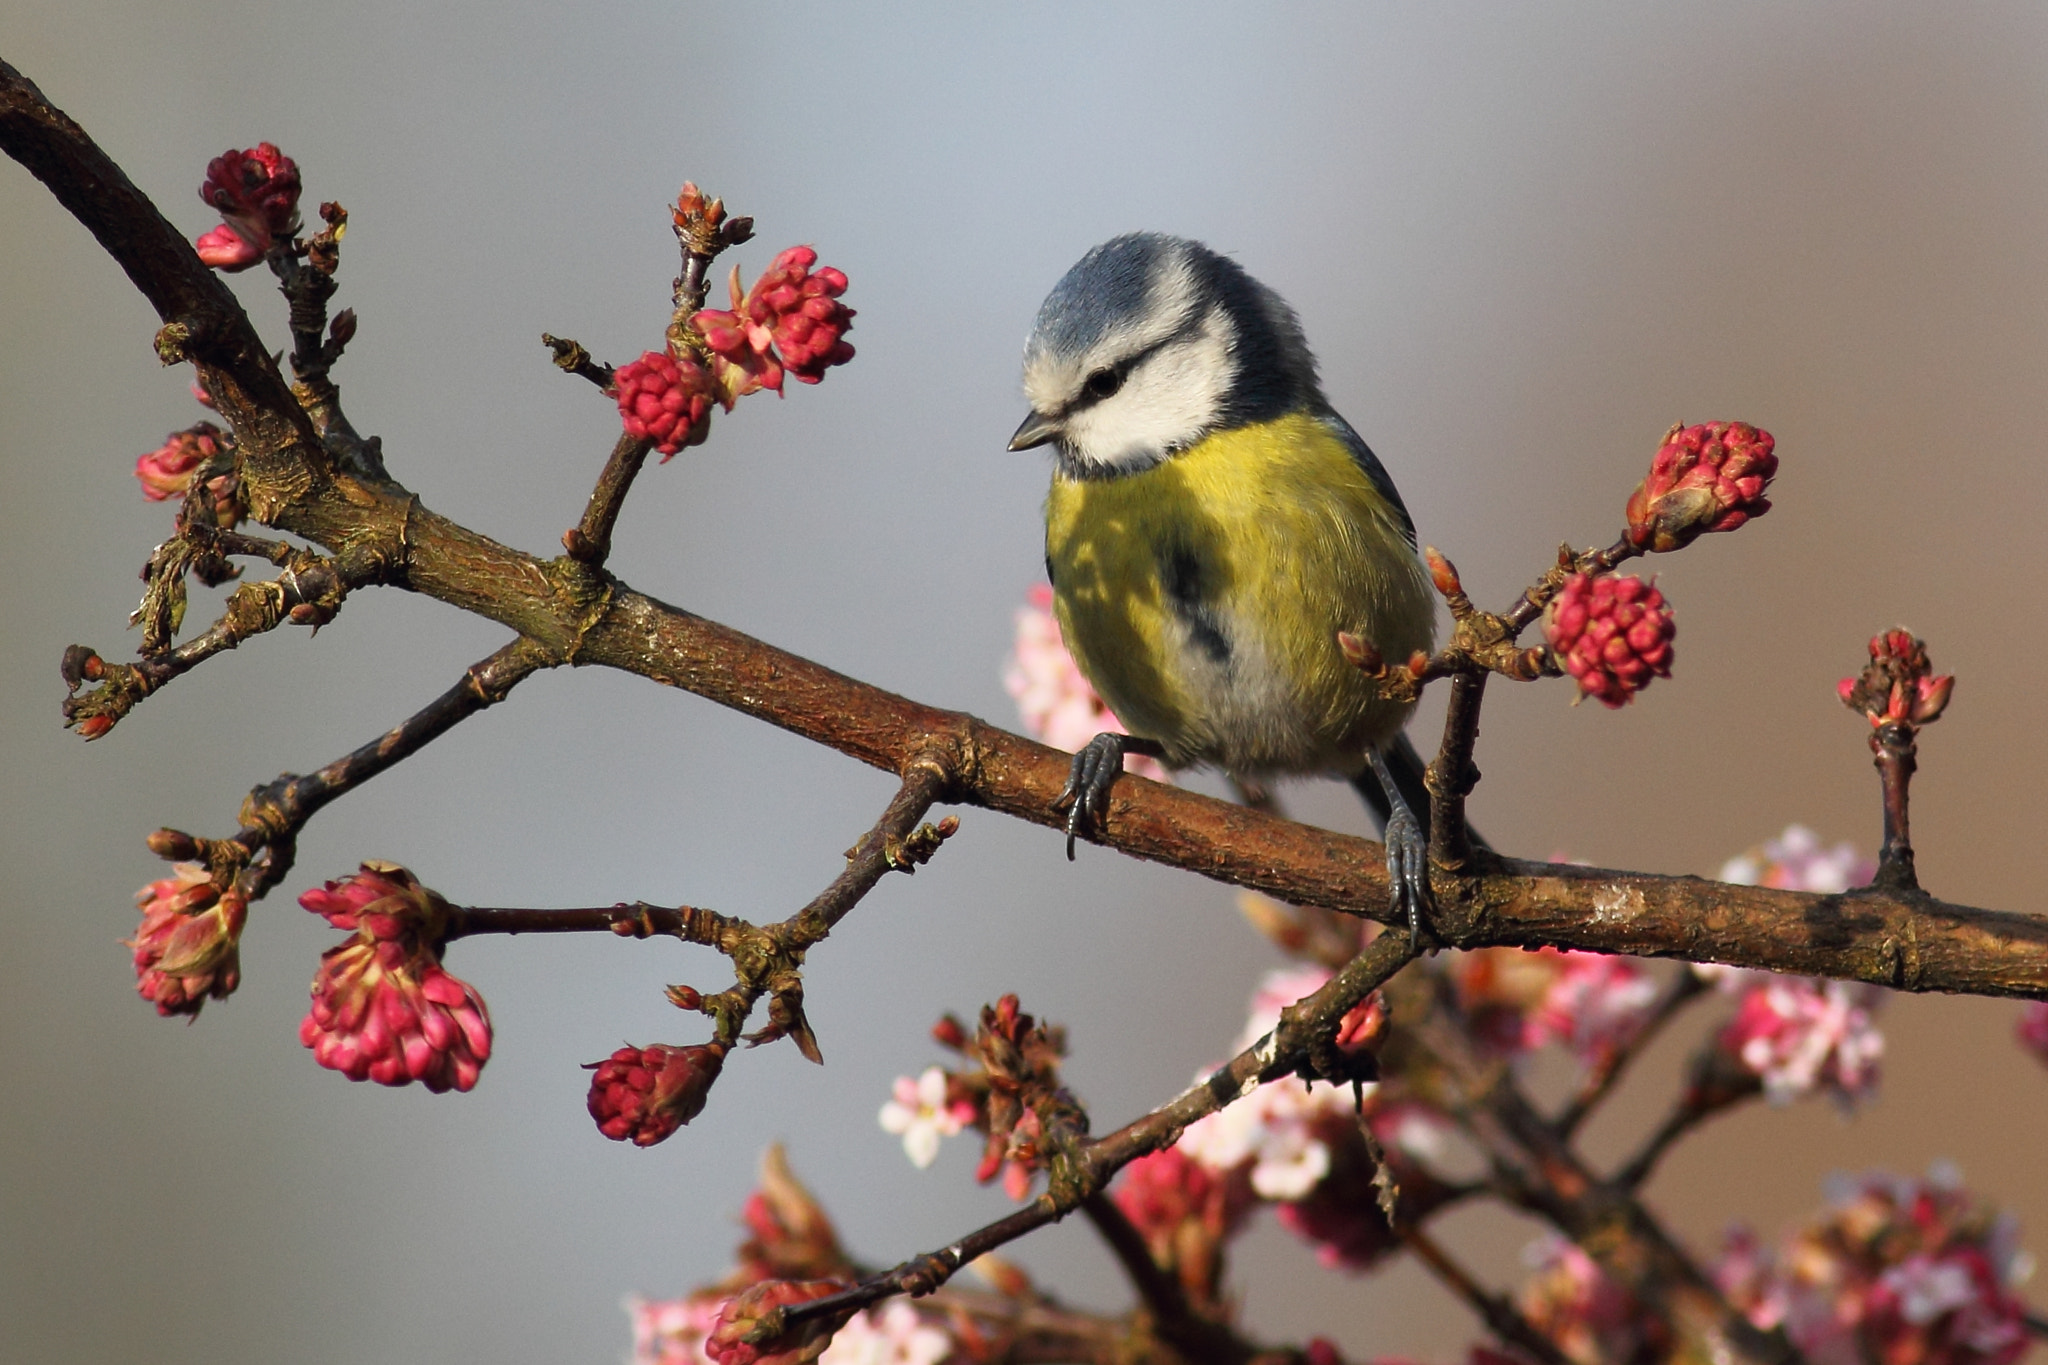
[{"left": 1078, "top": 1195, "right": 1253, "bottom": 1365}]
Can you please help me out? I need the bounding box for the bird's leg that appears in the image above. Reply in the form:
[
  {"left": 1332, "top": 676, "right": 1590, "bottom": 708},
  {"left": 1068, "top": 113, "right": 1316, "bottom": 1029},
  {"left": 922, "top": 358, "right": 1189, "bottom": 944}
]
[
  {"left": 1365, "top": 747, "right": 1434, "bottom": 950},
  {"left": 1053, "top": 732, "right": 1166, "bottom": 861}
]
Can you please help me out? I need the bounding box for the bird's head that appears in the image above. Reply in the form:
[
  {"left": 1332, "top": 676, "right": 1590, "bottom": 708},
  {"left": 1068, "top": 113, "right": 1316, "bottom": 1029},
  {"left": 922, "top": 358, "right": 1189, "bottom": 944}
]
[{"left": 1010, "top": 233, "right": 1321, "bottom": 475}]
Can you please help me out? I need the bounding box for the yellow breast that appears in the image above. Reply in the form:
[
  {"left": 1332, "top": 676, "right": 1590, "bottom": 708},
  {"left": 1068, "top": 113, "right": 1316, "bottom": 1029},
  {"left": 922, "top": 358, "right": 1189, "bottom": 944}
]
[{"left": 1043, "top": 411, "right": 1435, "bottom": 776}]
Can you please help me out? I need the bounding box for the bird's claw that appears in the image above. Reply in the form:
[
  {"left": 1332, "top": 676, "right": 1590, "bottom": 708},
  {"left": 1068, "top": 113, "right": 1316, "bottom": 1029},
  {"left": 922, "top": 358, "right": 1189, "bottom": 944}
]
[
  {"left": 1054, "top": 732, "right": 1129, "bottom": 860},
  {"left": 1383, "top": 800, "right": 1434, "bottom": 951}
]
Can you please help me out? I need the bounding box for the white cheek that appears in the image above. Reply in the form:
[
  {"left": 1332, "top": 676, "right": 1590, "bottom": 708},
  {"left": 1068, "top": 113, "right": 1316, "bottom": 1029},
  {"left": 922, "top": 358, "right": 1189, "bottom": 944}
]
[{"left": 1066, "top": 318, "right": 1232, "bottom": 470}]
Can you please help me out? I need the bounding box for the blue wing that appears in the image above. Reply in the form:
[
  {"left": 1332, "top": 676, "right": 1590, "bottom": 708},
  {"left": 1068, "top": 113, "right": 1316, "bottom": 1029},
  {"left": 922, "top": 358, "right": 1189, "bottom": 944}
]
[{"left": 1320, "top": 411, "right": 1417, "bottom": 549}]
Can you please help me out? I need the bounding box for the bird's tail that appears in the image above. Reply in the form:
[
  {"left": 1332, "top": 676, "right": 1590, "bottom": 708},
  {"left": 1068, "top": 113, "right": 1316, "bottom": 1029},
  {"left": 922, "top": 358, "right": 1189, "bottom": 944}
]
[{"left": 1350, "top": 732, "right": 1492, "bottom": 853}]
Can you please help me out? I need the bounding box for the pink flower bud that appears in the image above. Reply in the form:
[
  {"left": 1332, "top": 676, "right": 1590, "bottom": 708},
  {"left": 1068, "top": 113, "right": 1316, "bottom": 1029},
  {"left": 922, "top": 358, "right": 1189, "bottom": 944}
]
[
  {"left": 704, "top": 1279, "right": 853, "bottom": 1365},
  {"left": 1839, "top": 628, "right": 1954, "bottom": 730},
  {"left": 614, "top": 350, "right": 716, "bottom": 457},
  {"left": 1714, "top": 975, "right": 1884, "bottom": 1106},
  {"left": 586, "top": 1041, "right": 729, "bottom": 1146},
  {"left": 298, "top": 862, "right": 490, "bottom": 1093},
  {"left": 135, "top": 423, "right": 228, "bottom": 501},
  {"left": 1543, "top": 573, "right": 1675, "bottom": 708},
  {"left": 1625, "top": 421, "right": 1777, "bottom": 553},
  {"left": 197, "top": 142, "right": 302, "bottom": 252},
  {"left": 193, "top": 222, "right": 265, "bottom": 272},
  {"left": 129, "top": 865, "right": 246, "bottom": 1017},
  {"left": 690, "top": 245, "right": 855, "bottom": 401}
]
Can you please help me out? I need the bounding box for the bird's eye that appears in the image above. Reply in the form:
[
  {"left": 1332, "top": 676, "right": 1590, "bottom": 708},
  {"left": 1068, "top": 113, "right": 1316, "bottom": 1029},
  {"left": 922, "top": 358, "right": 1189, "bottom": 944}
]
[{"left": 1083, "top": 367, "right": 1123, "bottom": 400}]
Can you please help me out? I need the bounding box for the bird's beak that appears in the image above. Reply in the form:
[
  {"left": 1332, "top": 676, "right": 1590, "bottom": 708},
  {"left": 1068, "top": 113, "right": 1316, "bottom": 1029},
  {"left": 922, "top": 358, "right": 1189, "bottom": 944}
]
[{"left": 1007, "top": 411, "right": 1059, "bottom": 451}]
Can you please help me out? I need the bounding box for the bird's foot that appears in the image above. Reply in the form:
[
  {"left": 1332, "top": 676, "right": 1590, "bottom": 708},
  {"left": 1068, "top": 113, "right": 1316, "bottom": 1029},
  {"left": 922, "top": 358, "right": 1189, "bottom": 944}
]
[
  {"left": 1383, "top": 797, "right": 1434, "bottom": 951},
  {"left": 1053, "top": 732, "right": 1134, "bottom": 860}
]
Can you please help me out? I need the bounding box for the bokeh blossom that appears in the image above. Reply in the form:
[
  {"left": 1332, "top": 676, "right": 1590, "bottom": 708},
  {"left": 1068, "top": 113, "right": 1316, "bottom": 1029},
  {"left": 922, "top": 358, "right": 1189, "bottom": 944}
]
[{"left": 878, "top": 1066, "right": 974, "bottom": 1168}]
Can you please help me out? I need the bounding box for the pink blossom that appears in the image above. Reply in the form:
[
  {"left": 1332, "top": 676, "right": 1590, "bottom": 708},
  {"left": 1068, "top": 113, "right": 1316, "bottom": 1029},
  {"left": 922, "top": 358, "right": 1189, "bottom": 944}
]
[
  {"left": 194, "top": 142, "right": 300, "bottom": 268},
  {"left": 1716, "top": 975, "right": 1885, "bottom": 1107},
  {"left": 630, "top": 1293, "right": 727, "bottom": 1365},
  {"left": 2015, "top": 1002, "right": 2048, "bottom": 1069},
  {"left": 587, "top": 1042, "right": 729, "bottom": 1146},
  {"left": 1718, "top": 825, "right": 1876, "bottom": 895},
  {"left": 129, "top": 863, "right": 246, "bottom": 1017},
  {"left": 1005, "top": 584, "right": 1168, "bottom": 780},
  {"left": 693, "top": 245, "right": 855, "bottom": 399},
  {"left": 878, "top": 1067, "right": 974, "bottom": 1168},
  {"left": 816, "top": 1303, "right": 951, "bottom": 1365},
  {"left": 134, "top": 423, "right": 228, "bottom": 501},
  {"left": 297, "top": 861, "right": 492, "bottom": 1093},
  {"left": 1716, "top": 1166, "right": 2030, "bottom": 1365},
  {"left": 706, "top": 1279, "right": 853, "bottom": 1365},
  {"left": 1525, "top": 952, "right": 1660, "bottom": 1068},
  {"left": 1517, "top": 1238, "right": 1668, "bottom": 1364}
]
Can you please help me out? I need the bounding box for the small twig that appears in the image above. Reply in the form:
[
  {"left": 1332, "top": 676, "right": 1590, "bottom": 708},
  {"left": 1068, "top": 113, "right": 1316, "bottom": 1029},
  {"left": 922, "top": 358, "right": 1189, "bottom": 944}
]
[
  {"left": 790, "top": 755, "right": 957, "bottom": 943},
  {"left": 565, "top": 431, "right": 653, "bottom": 564},
  {"left": 1870, "top": 721, "right": 1920, "bottom": 891},
  {"left": 1427, "top": 671, "right": 1489, "bottom": 872},
  {"left": 1504, "top": 536, "right": 1642, "bottom": 634},
  {"left": 777, "top": 932, "right": 1423, "bottom": 1329},
  {"left": 541, "top": 333, "right": 617, "bottom": 390},
  {"left": 1078, "top": 1195, "right": 1253, "bottom": 1365},
  {"left": 1555, "top": 969, "right": 1707, "bottom": 1137},
  {"left": 443, "top": 901, "right": 728, "bottom": 942},
  {"left": 1397, "top": 1224, "right": 1574, "bottom": 1365}
]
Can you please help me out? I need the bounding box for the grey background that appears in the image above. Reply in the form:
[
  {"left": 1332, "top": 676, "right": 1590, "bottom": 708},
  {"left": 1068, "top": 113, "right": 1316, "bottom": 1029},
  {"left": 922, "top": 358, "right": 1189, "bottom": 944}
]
[{"left": 5, "top": 4, "right": 2048, "bottom": 1362}]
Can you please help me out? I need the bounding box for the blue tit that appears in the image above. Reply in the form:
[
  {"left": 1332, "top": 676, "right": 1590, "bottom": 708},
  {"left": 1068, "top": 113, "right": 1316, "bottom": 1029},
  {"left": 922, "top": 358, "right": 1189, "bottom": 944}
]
[{"left": 1008, "top": 232, "right": 1448, "bottom": 939}]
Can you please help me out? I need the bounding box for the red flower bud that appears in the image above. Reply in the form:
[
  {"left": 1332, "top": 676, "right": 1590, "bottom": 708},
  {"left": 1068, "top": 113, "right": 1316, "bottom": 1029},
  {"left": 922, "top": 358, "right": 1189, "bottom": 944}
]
[
  {"left": 1543, "top": 573, "right": 1675, "bottom": 708},
  {"left": 197, "top": 142, "right": 302, "bottom": 252},
  {"left": 705, "top": 1278, "right": 853, "bottom": 1365},
  {"left": 298, "top": 862, "right": 491, "bottom": 1093},
  {"left": 585, "top": 1041, "right": 729, "bottom": 1146},
  {"left": 1625, "top": 421, "right": 1778, "bottom": 553},
  {"left": 614, "top": 350, "right": 715, "bottom": 457},
  {"left": 135, "top": 424, "right": 228, "bottom": 501},
  {"left": 130, "top": 865, "right": 246, "bottom": 1017}
]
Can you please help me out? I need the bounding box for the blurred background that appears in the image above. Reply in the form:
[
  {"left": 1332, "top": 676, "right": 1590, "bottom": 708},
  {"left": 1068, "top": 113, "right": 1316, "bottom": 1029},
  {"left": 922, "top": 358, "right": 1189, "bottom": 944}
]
[{"left": 6, "top": 4, "right": 2048, "bottom": 1362}]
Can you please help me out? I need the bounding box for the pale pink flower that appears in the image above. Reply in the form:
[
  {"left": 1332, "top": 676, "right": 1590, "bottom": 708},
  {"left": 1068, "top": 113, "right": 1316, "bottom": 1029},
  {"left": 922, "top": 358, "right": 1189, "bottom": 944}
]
[
  {"left": 630, "top": 1293, "right": 726, "bottom": 1365},
  {"left": 1003, "top": 585, "right": 1168, "bottom": 782},
  {"left": 818, "top": 1303, "right": 951, "bottom": 1365},
  {"left": 1525, "top": 952, "right": 1660, "bottom": 1068},
  {"left": 878, "top": 1067, "right": 973, "bottom": 1168},
  {"left": 1718, "top": 825, "right": 1875, "bottom": 895},
  {"left": 1717, "top": 975, "right": 1885, "bottom": 1106},
  {"left": 1517, "top": 1238, "right": 1667, "bottom": 1364},
  {"left": 2017, "top": 1002, "right": 2048, "bottom": 1071}
]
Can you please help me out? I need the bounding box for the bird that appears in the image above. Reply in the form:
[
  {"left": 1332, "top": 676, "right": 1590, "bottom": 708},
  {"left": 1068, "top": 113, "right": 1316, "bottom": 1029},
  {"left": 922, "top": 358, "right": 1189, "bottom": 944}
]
[{"left": 1008, "top": 231, "right": 1448, "bottom": 941}]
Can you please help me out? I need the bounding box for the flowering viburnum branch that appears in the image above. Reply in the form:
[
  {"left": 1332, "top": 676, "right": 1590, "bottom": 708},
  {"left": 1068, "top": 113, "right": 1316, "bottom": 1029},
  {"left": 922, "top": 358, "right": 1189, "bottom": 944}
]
[
  {"left": 4, "top": 69, "right": 2038, "bottom": 995},
  {"left": 775, "top": 932, "right": 1421, "bottom": 1333}
]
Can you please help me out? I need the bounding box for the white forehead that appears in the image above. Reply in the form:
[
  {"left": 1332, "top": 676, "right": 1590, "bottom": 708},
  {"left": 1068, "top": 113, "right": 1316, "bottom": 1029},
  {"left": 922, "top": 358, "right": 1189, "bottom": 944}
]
[{"left": 1021, "top": 235, "right": 1209, "bottom": 415}]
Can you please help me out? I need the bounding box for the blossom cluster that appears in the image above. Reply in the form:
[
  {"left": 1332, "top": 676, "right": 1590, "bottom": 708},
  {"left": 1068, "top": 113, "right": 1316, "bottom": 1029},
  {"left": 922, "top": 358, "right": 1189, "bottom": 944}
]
[
  {"left": 1543, "top": 571, "right": 1675, "bottom": 708},
  {"left": 628, "top": 1147, "right": 954, "bottom": 1365},
  {"left": 194, "top": 141, "right": 301, "bottom": 271},
  {"left": 1624, "top": 420, "right": 1778, "bottom": 553},
  {"left": 588, "top": 1041, "right": 729, "bottom": 1146},
  {"left": 134, "top": 423, "right": 230, "bottom": 502},
  {"left": 1709, "top": 826, "right": 1886, "bottom": 1107},
  {"left": 1004, "top": 584, "right": 1168, "bottom": 781},
  {"left": 297, "top": 861, "right": 492, "bottom": 1093},
  {"left": 1451, "top": 946, "right": 1660, "bottom": 1069},
  {"left": 129, "top": 862, "right": 246, "bottom": 1017},
  {"left": 613, "top": 191, "right": 855, "bottom": 456},
  {"left": 1715, "top": 1165, "right": 2031, "bottom": 1365}
]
